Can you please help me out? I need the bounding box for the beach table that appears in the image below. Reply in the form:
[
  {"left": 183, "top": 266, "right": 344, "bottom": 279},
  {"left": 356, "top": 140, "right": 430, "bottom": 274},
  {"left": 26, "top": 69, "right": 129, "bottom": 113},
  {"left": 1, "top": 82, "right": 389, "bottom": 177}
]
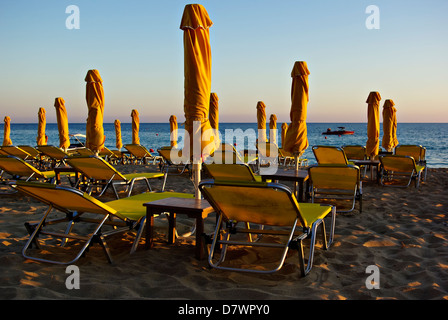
[
  {"left": 352, "top": 159, "right": 380, "bottom": 182},
  {"left": 144, "top": 197, "right": 214, "bottom": 260},
  {"left": 53, "top": 165, "right": 81, "bottom": 186},
  {"left": 261, "top": 169, "right": 309, "bottom": 202}
]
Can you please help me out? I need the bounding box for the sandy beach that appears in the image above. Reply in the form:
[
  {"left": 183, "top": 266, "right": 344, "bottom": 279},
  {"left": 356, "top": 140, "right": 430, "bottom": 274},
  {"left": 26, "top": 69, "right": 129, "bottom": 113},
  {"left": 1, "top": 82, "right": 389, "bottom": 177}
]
[{"left": 0, "top": 163, "right": 447, "bottom": 301}]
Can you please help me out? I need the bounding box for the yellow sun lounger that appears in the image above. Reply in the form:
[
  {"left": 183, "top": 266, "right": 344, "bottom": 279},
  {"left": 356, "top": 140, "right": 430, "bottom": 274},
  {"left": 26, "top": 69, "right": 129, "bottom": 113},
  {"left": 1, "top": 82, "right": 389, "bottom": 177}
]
[
  {"left": 204, "top": 163, "right": 262, "bottom": 182},
  {"left": 0, "top": 155, "right": 74, "bottom": 184},
  {"left": 394, "top": 144, "right": 427, "bottom": 180},
  {"left": 308, "top": 164, "right": 362, "bottom": 213},
  {"left": 14, "top": 181, "right": 194, "bottom": 265},
  {"left": 66, "top": 155, "right": 167, "bottom": 198},
  {"left": 342, "top": 145, "right": 366, "bottom": 161},
  {"left": 379, "top": 155, "right": 425, "bottom": 188},
  {"left": 157, "top": 146, "right": 190, "bottom": 175},
  {"left": 312, "top": 145, "right": 354, "bottom": 165},
  {"left": 0, "top": 145, "right": 45, "bottom": 170},
  {"left": 124, "top": 144, "right": 161, "bottom": 165},
  {"left": 199, "top": 179, "right": 336, "bottom": 276},
  {"left": 1, "top": 145, "right": 34, "bottom": 160},
  {"left": 37, "top": 145, "right": 72, "bottom": 167}
]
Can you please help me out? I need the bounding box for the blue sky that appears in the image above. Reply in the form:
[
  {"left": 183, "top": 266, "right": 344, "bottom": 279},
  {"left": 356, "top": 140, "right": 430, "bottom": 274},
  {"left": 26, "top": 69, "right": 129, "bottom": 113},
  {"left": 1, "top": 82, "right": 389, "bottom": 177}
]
[{"left": 0, "top": 0, "right": 447, "bottom": 124}]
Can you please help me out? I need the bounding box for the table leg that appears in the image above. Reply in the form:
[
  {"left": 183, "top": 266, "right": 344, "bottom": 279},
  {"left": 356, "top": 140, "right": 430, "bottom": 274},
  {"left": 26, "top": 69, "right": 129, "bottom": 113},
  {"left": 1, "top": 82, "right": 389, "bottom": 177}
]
[
  {"left": 298, "top": 181, "right": 304, "bottom": 202},
  {"left": 195, "top": 217, "right": 205, "bottom": 260},
  {"left": 145, "top": 212, "right": 154, "bottom": 249},
  {"left": 168, "top": 212, "right": 176, "bottom": 244}
]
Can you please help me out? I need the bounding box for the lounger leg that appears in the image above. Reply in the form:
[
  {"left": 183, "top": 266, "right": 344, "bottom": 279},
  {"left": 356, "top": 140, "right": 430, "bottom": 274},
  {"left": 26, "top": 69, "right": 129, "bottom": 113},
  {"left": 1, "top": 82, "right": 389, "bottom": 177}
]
[
  {"left": 161, "top": 173, "right": 168, "bottom": 191},
  {"left": 22, "top": 206, "right": 53, "bottom": 258},
  {"left": 94, "top": 234, "right": 113, "bottom": 264},
  {"left": 130, "top": 218, "right": 145, "bottom": 254}
]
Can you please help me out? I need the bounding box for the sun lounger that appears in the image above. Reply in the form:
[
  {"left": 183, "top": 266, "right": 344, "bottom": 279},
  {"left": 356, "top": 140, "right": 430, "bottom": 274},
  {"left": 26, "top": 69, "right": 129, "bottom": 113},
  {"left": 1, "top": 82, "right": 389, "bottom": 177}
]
[
  {"left": 394, "top": 144, "right": 427, "bottom": 180},
  {"left": 204, "top": 163, "right": 262, "bottom": 182},
  {"left": 66, "top": 155, "right": 166, "bottom": 198},
  {"left": 342, "top": 145, "right": 366, "bottom": 161},
  {"left": 14, "top": 181, "right": 194, "bottom": 264},
  {"left": 312, "top": 145, "right": 353, "bottom": 165},
  {"left": 36, "top": 145, "right": 72, "bottom": 167},
  {"left": 124, "top": 144, "right": 161, "bottom": 165},
  {"left": 379, "top": 155, "right": 425, "bottom": 188},
  {"left": 199, "top": 179, "right": 336, "bottom": 276},
  {"left": 0, "top": 155, "right": 75, "bottom": 184},
  {"left": 157, "top": 146, "right": 190, "bottom": 175},
  {"left": 308, "top": 164, "right": 362, "bottom": 213}
]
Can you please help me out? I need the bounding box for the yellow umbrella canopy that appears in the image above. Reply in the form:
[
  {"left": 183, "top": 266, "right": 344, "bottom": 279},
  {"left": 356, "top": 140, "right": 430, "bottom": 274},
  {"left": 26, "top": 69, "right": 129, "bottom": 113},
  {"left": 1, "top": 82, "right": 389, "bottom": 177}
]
[
  {"left": 85, "top": 69, "right": 105, "bottom": 153},
  {"left": 382, "top": 99, "right": 398, "bottom": 152},
  {"left": 114, "top": 119, "right": 123, "bottom": 150},
  {"left": 131, "top": 109, "right": 140, "bottom": 145},
  {"left": 3, "top": 116, "right": 12, "bottom": 146},
  {"left": 180, "top": 3, "right": 214, "bottom": 161},
  {"left": 209, "top": 92, "right": 220, "bottom": 148},
  {"left": 169, "top": 115, "right": 178, "bottom": 148},
  {"left": 36, "top": 107, "right": 46, "bottom": 146},
  {"left": 256, "top": 101, "right": 267, "bottom": 142},
  {"left": 366, "top": 91, "right": 382, "bottom": 158},
  {"left": 283, "top": 61, "right": 310, "bottom": 156},
  {"left": 54, "top": 97, "right": 70, "bottom": 150},
  {"left": 269, "top": 113, "right": 277, "bottom": 144},
  {"left": 281, "top": 122, "right": 288, "bottom": 149}
]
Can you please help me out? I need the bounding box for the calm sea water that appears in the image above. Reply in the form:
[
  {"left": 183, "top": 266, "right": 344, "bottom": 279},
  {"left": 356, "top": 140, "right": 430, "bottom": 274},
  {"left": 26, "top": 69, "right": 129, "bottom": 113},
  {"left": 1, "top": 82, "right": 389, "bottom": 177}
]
[{"left": 3, "top": 122, "right": 448, "bottom": 168}]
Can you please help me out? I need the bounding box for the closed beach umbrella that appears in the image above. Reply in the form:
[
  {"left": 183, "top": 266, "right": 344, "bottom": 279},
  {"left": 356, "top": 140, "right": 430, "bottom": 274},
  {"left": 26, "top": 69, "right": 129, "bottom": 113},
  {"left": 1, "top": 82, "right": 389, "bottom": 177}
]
[
  {"left": 382, "top": 99, "right": 398, "bottom": 152},
  {"left": 2, "top": 116, "right": 12, "bottom": 146},
  {"left": 36, "top": 107, "right": 46, "bottom": 146},
  {"left": 256, "top": 101, "right": 267, "bottom": 143},
  {"left": 114, "top": 119, "right": 123, "bottom": 150},
  {"left": 169, "top": 115, "right": 178, "bottom": 148},
  {"left": 54, "top": 97, "right": 70, "bottom": 150},
  {"left": 131, "top": 109, "right": 140, "bottom": 145},
  {"left": 85, "top": 69, "right": 105, "bottom": 153},
  {"left": 209, "top": 92, "right": 220, "bottom": 148},
  {"left": 283, "top": 61, "right": 310, "bottom": 159},
  {"left": 366, "top": 91, "right": 381, "bottom": 159},
  {"left": 180, "top": 4, "right": 214, "bottom": 198},
  {"left": 281, "top": 123, "right": 288, "bottom": 149},
  {"left": 269, "top": 114, "right": 277, "bottom": 144}
]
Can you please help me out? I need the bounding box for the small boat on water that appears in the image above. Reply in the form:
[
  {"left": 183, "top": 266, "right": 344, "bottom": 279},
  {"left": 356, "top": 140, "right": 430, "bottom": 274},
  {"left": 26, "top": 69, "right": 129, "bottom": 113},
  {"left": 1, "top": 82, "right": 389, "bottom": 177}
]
[{"left": 322, "top": 127, "right": 355, "bottom": 136}]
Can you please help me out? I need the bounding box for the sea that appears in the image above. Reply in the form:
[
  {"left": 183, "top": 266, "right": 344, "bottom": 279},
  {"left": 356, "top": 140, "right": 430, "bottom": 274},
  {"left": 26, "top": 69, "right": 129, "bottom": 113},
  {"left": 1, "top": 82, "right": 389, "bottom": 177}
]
[{"left": 3, "top": 122, "right": 448, "bottom": 168}]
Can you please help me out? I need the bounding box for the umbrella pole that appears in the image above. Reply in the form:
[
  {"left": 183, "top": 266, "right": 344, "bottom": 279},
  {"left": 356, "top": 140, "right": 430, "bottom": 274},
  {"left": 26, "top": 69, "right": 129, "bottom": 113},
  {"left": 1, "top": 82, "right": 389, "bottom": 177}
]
[
  {"left": 293, "top": 152, "right": 299, "bottom": 196},
  {"left": 193, "top": 162, "right": 201, "bottom": 199}
]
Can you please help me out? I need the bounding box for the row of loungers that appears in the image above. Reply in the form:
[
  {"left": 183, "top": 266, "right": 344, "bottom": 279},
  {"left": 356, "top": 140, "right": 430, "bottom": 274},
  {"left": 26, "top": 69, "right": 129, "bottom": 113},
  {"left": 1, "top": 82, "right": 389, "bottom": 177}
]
[{"left": 0, "top": 143, "right": 426, "bottom": 277}]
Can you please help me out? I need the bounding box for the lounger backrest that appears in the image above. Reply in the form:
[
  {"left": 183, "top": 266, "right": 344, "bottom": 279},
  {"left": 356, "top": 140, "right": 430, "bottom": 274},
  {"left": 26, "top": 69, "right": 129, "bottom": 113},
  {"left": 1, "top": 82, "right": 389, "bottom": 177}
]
[
  {"left": 1, "top": 146, "right": 32, "bottom": 160},
  {"left": 157, "top": 146, "right": 183, "bottom": 164},
  {"left": 313, "top": 146, "right": 349, "bottom": 164},
  {"left": 309, "top": 165, "right": 359, "bottom": 191},
  {"left": 211, "top": 144, "right": 244, "bottom": 164},
  {"left": 0, "top": 155, "right": 45, "bottom": 179},
  {"left": 14, "top": 181, "right": 117, "bottom": 216},
  {"left": 67, "top": 156, "right": 126, "bottom": 181},
  {"left": 204, "top": 164, "right": 257, "bottom": 181},
  {"left": 75, "top": 148, "right": 96, "bottom": 156},
  {"left": 98, "top": 147, "right": 115, "bottom": 157},
  {"left": 199, "top": 180, "right": 304, "bottom": 227},
  {"left": 18, "top": 146, "right": 41, "bottom": 158},
  {"left": 124, "top": 144, "right": 151, "bottom": 158},
  {"left": 395, "top": 145, "right": 425, "bottom": 162},
  {"left": 380, "top": 155, "right": 416, "bottom": 174},
  {"left": 37, "top": 145, "right": 68, "bottom": 160},
  {"left": 342, "top": 145, "right": 366, "bottom": 160}
]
